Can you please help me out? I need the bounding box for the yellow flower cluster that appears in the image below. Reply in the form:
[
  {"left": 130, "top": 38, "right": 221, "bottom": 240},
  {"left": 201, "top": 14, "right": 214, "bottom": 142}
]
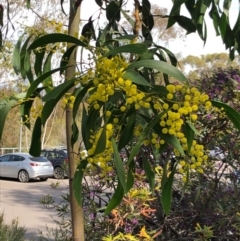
[
  {"left": 30, "top": 104, "right": 43, "bottom": 118},
  {"left": 85, "top": 55, "right": 151, "bottom": 111},
  {"left": 78, "top": 52, "right": 213, "bottom": 179},
  {"left": 159, "top": 85, "right": 211, "bottom": 179},
  {"left": 62, "top": 94, "right": 75, "bottom": 109},
  {"left": 86, "top": 124, "right": 114, "bottom": 172},
  {"left": 102, "top": 227, "right": 153, "bottom": 241},
  {"left": 176, "top": 140, "right": 209, "bottom": 182}
]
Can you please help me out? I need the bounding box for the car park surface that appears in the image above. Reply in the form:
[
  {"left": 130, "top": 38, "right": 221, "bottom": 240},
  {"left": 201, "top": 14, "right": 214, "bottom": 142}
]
[
  {"left": 0, "top": 178, "right": 69, "bottom": 239},
  {"left": 0, "top": 153, "right": 53, "bottom": 182}
]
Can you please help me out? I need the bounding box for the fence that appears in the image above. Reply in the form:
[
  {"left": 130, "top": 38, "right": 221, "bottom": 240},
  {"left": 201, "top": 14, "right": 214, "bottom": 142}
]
[{"left": 0, "top": 148, "right": 20, "bottom": 155}]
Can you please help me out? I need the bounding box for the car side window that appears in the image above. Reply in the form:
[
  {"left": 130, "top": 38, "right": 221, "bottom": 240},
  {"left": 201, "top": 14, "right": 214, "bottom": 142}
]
[
  {"left": 0, "top": 155, "right": 11, "bottom": 162},
  {"left": 59, "top": 153, "right": 65, "bottom": 158},
  {"left": 10, "top": 155, "right": 25, "bottom": 162},
  {"left": 47, "top": 152, "right": 56, "bottom": 159}
]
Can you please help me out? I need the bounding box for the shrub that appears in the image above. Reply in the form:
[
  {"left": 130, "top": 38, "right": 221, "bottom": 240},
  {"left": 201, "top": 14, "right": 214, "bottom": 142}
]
[{"left": 0, "top": 213, "right": 26, "bottom": 241}]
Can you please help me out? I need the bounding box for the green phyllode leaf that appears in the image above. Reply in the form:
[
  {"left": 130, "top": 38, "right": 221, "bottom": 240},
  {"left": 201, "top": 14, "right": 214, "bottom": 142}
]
[
  {"left": 127, "top": 60, "right": 188, "bottom": 84},
  {"left": 112, "top": 138, "right": 127, "bottom": 193},
  {"left": 161, "top": 165, "right": 176, "bottom": 215},
  {"left": 105, "top": 180, "right": 124, "bottom": 215},
  {"left": 212, "top": 101, "right": 240, "bottom": 131},
  {"left": 73, "top": 160, "right": 88, "bottom": 206},
  {"left": 29, "top": 117, "right": 42, "bottom": 156}
]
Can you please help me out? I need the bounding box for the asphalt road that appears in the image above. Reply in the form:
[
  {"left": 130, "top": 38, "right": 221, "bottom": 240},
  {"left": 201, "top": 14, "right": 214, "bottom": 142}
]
[{"left": 0, "top": 177, "right": 69, "bottom": 240}]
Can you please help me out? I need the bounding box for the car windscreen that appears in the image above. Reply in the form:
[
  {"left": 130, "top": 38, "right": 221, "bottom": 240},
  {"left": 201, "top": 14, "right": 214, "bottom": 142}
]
[{"left": 29, "top": 156, "right": 49, "bottom": 162}]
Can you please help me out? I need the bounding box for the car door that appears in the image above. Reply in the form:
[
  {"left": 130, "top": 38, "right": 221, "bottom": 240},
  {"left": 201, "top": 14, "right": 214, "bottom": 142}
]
[
  {"left": 7, "top": 155, "right": 25, "bottom": 178},
  {"left": 0, "top": 155, "right": 11, "bottom": 177},
  {"left": 45, "top": 151, "right": 57, "bottom": 167}
]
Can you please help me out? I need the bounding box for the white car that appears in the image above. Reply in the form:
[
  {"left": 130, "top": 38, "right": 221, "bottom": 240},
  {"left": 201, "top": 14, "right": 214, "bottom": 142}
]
[{"left": 0, "top": 153, "right": 53, "bottom": 182}]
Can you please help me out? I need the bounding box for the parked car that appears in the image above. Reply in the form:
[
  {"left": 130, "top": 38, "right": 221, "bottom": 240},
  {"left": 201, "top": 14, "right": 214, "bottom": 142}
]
[
  {"left": 0, "top": 153, "right": 53, "bottom": 182},
  {"left": 41, "top": 149, "right": 68, "bottom": 179}
]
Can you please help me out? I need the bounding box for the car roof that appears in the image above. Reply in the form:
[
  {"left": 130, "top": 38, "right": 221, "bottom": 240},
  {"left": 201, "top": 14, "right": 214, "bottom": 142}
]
[
  {"left": 42, "top": 149, "right": 66, "bottom": 151},
  {"left": 2, "top": 152, "right": 30, "bottom": 156}
]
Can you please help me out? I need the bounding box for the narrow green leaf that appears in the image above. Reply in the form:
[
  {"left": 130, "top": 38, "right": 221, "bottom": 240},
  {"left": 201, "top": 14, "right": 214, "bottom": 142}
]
[
  {"left": 26, "top": 0, "right": 30, "bottom": 8},
  {"left": 96, "top": 24, "right": 111, "bottom": 47},
  {"left": 182, "top": 122, "right": 195, "bottom": 153},
  {"left": 28, "top": 33, "right": 87, "bottom": 50},
  {"left": 121, "top": 10, "right": 135, "bottom": 29},
  {"left": 71, "top": 121, "right": 79, "bottom": 147},
  {"left": 142, "top": 0, "right": 154, "bottom": 31},
  {"left": 81, "top": 104, "right": 91, "bottom": 151},
  {"left": 12, "top": 34, "right": 24, "bottom": 74},
  {"left": 223, "top": 0, "right": 232, "bottom": 17},
  {"left": 161, "top": 166, "right": 176, "bottom": 215},
  {"left": 73, "top": 160, "right": 88, "bottom": 206},
  {"left": 141, "top": 154, "right": 155, "bottom": 192},
  {"left": 152, "top": 85, "right": 168, "bottom": 97},
  {"left": 29, "top": 117, "right": 42, "bottom": 156},
  {"left": 139, "top": 48, "right": 156, "bottom": 60},
  {"left": 126, "top": 161, "right": 135, "bottom": 192},
  {"left": 106, "top": 1, "right": 121, "bottom": 21},
  {"left": 42, "top": 51, "right": 54, "bottom": 92},
  {"left": 159, "top": 134, "right": 184, "bottom": 156},
  {"left": 20, "top": 89, "right": 43, "bottom": 130},
  {"left": 105, "top": 181, "right": 124, "bottom": 215},
  {"left": 94, "top": 125, "right": 106, "bottom": 155},
  {"left": 123, "top": 70, "right": 152, "bottom": 87},
  {"left": 0, "top": 96, "right": 21, "bottom": 139},
  {"left": 24, "top": 50, "right": 34, "bottom": 83},
  {"left": 112, "top": 138, "right": 127, "bottom": 193},
  {"left": 157, "top": 45, "right": 178, "bottom": 66},
  {"left": 170, "top": 0, "right": 188, "bottom": 15},
  {"left": 126, "top": 60, "right": 188, "bottom": 83},
  {"left": 85, "top": 108, "right": 100, "bottom": 149},
  {"left": 60, "top": 0, "right": 67, "bottom": 15},
  {"left": 173, "top": 16, "right": 196, "bottom": 33},
  {"left": 209, "top": 3, "right": 220, "bottom": 36},
  {"left": 95, "top": 0, "right": 102, "bottom": 7},
  {"left": 186, "top": 120, "right": 200, "bottom": 135},
  {"left": 41, "top": 98, "right": 61, "bottom": 126},
  {"left": 128, "top": 141, "right": 143, "bottom": 166},
  {"left": 161, "top": 158, "right": 169, "bottom": 189},
  {"left": 212, "top": 101, "right": 240, "bottom": 131},
  {"left": 42, "top": 78, "right": 76, "bottom": 102},
  {"left": 26, "top": 67, "right": 67, "bottom": 99},
  {"left": 113, "top": 35, "right": 137, "bottom": 42},
  {"left": 118, "top": 113, "right": 136, "bottom": 151},
  {"left": 81, "top": 18, "right": 96, "bottom": 42},
  {"left": 34, "top": 49, "right": 45, "bottom": 77},
  {"left": 73, "top": 82, "right": 93, "bottom": 119},
  {"left": 103, "top": 43, "right": 147, "bottom": 57},
  {"left": 20, "top": 36, "right": 32, "bottom": 80},
  {"left": 60, "top": 45, "right": 77, "bottom": 75}
]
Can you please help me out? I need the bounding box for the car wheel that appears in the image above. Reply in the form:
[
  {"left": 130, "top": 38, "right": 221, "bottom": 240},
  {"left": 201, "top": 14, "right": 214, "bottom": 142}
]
[
  {"left": 40, "top": 177, "right": 48, "bottom": 181},
  {"left": 53, "top": 167, "right": 64, "bottom": 179},
  {"left": 18, "top": 170, "right": 30, "bottom": 183}
]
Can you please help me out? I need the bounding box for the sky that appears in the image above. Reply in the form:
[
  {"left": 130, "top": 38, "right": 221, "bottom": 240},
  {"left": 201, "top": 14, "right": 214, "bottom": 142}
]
[{"left": 80, "top": 0, "right": 239, "bottom": 57}]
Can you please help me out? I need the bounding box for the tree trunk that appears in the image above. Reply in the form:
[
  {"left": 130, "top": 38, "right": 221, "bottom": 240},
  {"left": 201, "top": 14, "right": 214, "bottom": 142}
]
[{"left": 65, "top": 1, "right": 84, "bottom": 241}]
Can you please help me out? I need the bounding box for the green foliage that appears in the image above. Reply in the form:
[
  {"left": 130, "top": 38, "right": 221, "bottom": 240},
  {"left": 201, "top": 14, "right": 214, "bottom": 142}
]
[
  {"left": 168, "top": 0, "right": 240, "bottom": 59},
  {"left": 1, "top": 2, "right": 240, "bottom": 240},
  {"left": 0, "top": 213, "right": 26, "bottom": 241},
  {"left": 0, "top": 93, "right": 25, "bottom": 139}
]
